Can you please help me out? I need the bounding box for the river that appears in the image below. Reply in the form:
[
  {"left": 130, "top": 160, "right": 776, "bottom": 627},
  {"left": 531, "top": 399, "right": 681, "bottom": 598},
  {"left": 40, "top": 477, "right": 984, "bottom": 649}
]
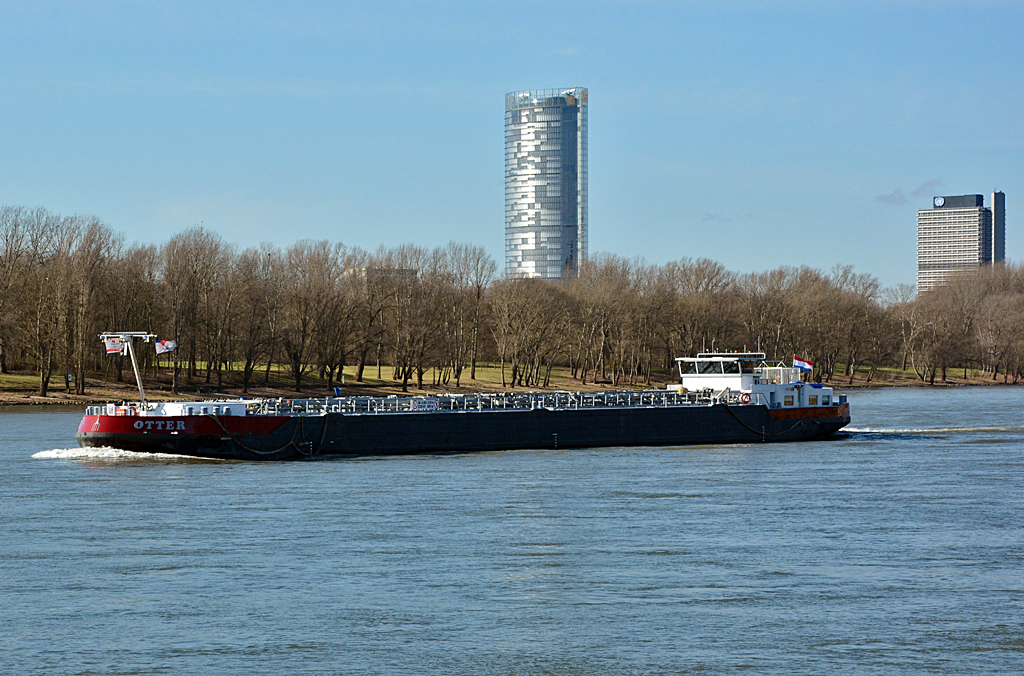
[{"left": 3, "top": 386, "right": 1023, "bottom": 674}]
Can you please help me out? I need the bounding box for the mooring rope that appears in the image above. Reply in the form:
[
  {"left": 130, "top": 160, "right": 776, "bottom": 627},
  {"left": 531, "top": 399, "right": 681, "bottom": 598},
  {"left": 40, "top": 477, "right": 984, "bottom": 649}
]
[
  {"left": 204, "top": 413, "right": 329, "bottom": 458},
  {"left": 720, "top": 402, "right": 818, "bottom": 438}
]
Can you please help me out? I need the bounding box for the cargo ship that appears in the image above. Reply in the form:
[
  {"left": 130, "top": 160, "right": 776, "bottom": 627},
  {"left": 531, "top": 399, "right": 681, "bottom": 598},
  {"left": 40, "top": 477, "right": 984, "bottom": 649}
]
[{"left": 75, "top": 333, "right": 850, "bottom": 460}]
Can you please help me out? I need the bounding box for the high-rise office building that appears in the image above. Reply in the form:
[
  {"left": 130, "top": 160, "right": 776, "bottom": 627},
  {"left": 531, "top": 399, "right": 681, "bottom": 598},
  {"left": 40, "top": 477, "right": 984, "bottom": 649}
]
[
  {"left": 917, "top": 192, "right": 1005, "bottom": 292},
  {"left": 504, "top": 87, "right": 588, "bottom": 279}
]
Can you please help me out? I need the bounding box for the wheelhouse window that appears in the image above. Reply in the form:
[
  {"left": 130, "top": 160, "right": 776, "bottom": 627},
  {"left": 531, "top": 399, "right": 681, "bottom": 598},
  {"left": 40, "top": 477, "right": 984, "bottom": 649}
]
[
  {"left": 680, "top": 361, "right": 698, "bottom": 374},
  {"left": 784, "top": 396, "right": 794, "bottom": 406},
  {"left": 722, "top": 360, "right": 740, "bottom": 374},
  {"left": 698, "top": 361, "right": 721, "bottom": 374}
]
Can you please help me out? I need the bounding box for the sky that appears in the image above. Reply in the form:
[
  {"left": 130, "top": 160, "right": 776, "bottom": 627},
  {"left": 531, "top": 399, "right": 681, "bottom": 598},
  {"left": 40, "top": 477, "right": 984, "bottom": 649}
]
[{"left": 1, "top": 0, "right": 1021, "bottom": 289}]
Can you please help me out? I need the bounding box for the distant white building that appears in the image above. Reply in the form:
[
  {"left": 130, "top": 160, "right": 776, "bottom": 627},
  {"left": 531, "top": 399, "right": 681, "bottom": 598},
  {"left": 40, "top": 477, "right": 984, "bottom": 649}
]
[{"left": 917, "top": 192, "right": 1005, "bottom": 292}]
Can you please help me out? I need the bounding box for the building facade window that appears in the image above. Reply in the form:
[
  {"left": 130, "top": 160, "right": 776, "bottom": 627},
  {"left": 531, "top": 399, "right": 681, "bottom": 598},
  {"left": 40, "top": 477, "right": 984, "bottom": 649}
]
[{"left": 917, "top": 192, "right": 1005, "bottom": 292}]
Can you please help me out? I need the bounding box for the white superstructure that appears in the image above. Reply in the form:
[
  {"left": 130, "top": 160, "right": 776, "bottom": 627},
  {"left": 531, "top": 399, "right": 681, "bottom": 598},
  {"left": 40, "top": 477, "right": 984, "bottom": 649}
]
[{"left": 669, "top": 352, "right": 842, "bottom": 410}]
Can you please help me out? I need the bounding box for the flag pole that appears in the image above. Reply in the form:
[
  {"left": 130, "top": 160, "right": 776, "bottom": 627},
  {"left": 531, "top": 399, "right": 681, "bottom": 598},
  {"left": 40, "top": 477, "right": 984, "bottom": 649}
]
[
  {"left": 100, "top": 332, "right": 157, "bottom": 408},
  {"left": 124, "top": 338, "right": 147, "bottom": 406}
]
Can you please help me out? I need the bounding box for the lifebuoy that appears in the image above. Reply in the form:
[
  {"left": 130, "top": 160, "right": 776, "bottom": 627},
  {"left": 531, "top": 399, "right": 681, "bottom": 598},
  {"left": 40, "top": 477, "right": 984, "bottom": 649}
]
[{"left": 740, "top": 393, "right": 751, "bottom": 403}]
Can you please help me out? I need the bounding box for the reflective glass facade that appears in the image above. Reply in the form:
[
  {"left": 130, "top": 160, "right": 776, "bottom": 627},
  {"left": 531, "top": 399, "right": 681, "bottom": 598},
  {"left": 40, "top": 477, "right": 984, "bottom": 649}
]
[{"left": 505, "top": 88, "right": 588, "bottom": 279}]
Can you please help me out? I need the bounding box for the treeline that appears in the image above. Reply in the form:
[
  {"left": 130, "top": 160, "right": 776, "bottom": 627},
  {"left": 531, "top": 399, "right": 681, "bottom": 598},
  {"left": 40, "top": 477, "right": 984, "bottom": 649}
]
[{"left": 3, "top": 205, "right": 1024, "bottom": 396}]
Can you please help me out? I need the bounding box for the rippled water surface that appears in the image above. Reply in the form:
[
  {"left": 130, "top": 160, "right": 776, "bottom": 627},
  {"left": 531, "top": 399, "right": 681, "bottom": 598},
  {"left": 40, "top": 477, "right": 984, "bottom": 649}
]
[{"left": 4, "top": 387, "right": 1024, "bottom": 674}]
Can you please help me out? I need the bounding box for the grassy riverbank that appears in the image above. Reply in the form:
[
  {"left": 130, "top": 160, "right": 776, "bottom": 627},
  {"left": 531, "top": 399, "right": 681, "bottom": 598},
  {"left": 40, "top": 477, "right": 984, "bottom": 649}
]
[
  {"left": 0, "top": 363, "right": 673, "bottom": 405},
  {"left": 0, "top": 362, "right": 1011, "bottom": 405}
]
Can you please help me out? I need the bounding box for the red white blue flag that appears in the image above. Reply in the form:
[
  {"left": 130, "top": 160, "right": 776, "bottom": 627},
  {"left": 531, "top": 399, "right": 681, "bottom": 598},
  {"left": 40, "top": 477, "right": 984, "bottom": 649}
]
[
  {"left": 155, "top": 339, "right": 177, "bottom": 355},
  {"left": 793, "top": 356, "right": 813, "bottom": 372}
]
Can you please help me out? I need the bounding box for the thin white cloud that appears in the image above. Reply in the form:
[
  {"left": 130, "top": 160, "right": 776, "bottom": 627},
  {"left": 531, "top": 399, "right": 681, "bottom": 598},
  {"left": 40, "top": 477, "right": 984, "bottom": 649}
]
[
  {"left": 910, "top": 178, "right": 943, "bottom": 198},
  {"left": 876, "top": 189, "right": 908, "bottom": 205}
]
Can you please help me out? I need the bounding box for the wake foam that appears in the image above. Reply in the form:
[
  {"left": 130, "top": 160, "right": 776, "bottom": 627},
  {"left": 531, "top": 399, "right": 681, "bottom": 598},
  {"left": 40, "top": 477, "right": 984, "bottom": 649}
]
[
  {"left": 33, "top": 447, "right": 219, "bottom": 462},
  {"left": 845, "top": 425, "right": 1024, "bottom": 435}
]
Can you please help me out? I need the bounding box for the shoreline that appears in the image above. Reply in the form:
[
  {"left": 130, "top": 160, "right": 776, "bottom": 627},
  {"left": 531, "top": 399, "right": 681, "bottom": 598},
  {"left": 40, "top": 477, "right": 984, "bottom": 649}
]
[{"left": 0, "top": 372, "right": 1015, "bottom": 407}]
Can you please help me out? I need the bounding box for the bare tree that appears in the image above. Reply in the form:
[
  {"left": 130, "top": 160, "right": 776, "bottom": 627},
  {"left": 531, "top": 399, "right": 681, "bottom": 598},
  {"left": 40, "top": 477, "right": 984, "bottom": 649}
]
[
  {"left": 162, "top": 227, "right": 222, "bottom": 394},
  {"left": 383, "top": 245, "right": 444, "bottom": 392},
  {"left": 0, "top": 206, "right": 28, "bottom": 373},
  {"left": 105, "top": 243, "right": 161, "bottom": 381},
  {"left": 313, "top": 246, "right": 363, "bottom": 391},
  {"left": 632, "top": 262, "right": 674, "bottom": 385},
  {"left": 486, "top": 276, "right": 569, "bottom": 389},
  {"left": 233, "top": 244, "right": 283, "bottom": 393},
  {"left": 66, "top": 219, "right": 116, "bottom": 394},
  {"left": 666, "top": 257, "right": 739, "bottom": 358},
  {"left": 22, "top": 209, "right": 79, "bottom": 396},
  {"left": 432, "top": 243, "right": 496, "bottom": 387},
  {"left": 280, "top": 240, "right": 345, "bottom": 392},
  {"left": 351, "top": 249, "right": 399, "bottom": 383},
  {"left": 736, "top": 268, "right": 796, "bottom": 358},
  {"left": 457, "top": 243, "right": 497, "bottom": 381}
]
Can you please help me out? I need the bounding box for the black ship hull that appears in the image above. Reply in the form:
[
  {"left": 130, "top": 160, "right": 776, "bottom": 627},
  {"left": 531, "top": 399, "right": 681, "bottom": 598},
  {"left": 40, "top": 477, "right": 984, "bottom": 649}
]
[{"left": 77, "top": 401, "right": 851, "bottom": 461}]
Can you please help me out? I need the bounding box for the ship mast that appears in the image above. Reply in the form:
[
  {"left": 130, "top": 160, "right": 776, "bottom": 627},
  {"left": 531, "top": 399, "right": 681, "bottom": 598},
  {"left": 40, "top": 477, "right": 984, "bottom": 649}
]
[{"left": 100, "top": 332, "right": 157, "bottom": 407}]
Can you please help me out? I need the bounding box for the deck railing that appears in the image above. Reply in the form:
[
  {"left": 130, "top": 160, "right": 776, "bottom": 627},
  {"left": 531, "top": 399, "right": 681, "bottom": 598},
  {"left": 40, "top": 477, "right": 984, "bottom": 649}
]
[
  {"left": 86, "top": 388, "right": 767, "bottom": 418},
  {"left": 247, "top": 389, "right": 730, "bottom": 416}
]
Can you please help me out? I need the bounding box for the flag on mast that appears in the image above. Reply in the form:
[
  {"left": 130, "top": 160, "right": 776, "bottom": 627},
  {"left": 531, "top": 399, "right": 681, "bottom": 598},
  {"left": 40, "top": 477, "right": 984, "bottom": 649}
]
[
  {"left": 104, "top": 336, "right": 125, "bottom": 354},
  {"left": 793, "top": 356, "right": 813, "bottom": 372},
  {"left": 155, "top": 339, "right": 177, "bottom": 355}
]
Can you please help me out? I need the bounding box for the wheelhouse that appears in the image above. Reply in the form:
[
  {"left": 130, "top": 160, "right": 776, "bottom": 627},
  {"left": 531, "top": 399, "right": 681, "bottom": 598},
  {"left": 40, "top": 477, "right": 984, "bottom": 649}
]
[
  {"left": 669, "top": 352, "right": 843, "bottom": 410},
  {"left": 673, "top": 352, "right": 796, "bottom": 392}
]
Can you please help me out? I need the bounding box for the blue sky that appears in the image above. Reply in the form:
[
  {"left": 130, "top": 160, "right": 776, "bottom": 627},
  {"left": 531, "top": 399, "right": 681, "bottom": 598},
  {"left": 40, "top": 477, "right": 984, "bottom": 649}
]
[{"left": 1, "top": 1, "right": 1021, "bottom": 288}]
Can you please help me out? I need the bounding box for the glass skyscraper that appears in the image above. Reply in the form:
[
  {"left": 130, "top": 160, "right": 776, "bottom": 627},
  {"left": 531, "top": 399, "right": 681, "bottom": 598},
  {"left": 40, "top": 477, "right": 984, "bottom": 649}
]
[{"left": 504, "top": 88, "right": 588, "bottom": 279}]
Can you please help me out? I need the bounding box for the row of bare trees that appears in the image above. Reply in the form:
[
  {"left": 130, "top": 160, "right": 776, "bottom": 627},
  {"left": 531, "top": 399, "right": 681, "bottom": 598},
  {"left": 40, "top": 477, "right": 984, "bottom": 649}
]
[
  {"left": 3, "top": 205, "right": 1024, "bottom": 396},
  {"left": 891, "top": 267, "right": 1024, "bottom": 384}
]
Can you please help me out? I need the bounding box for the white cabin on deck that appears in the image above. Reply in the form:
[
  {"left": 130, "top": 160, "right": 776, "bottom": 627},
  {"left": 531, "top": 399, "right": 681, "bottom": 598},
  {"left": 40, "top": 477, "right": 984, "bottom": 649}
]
[
  {"left": 87, "top": 401, "right": 254, "bottom": 418},
  {"left": 144, "top": 401, "right": 252, "bottom": 417},
  {"left": 668, "top": 352, "right": 843, "bottom": 410}
]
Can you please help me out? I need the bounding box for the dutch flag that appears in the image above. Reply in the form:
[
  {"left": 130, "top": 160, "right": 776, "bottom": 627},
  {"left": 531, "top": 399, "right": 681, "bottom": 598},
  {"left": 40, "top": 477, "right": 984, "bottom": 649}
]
[{"left": 793, "top": 356, "right": 813, "bottom": 372}]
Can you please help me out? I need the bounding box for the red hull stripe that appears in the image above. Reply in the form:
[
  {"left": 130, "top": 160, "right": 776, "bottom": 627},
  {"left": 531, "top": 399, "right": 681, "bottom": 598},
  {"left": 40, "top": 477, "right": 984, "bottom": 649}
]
[
  {"left": 77, "top": 415, "right": 289, "bottom": 436},
  {"left": 768, "top": 404, "right": 849, "bottom": 421}
]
